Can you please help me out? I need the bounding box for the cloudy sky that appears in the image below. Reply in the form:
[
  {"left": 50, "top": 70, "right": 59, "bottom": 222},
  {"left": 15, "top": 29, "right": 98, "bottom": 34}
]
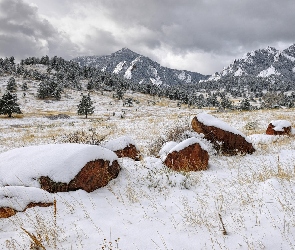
[{"left": 0, "top": 0, "right": 294, "bottom": 74}]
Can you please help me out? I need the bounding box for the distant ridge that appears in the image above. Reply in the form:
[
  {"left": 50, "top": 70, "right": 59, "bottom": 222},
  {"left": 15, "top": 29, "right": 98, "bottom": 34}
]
[
  {"left": 202, "top": 44, "right": 295, "bottom": 84},
  {"left": 72, "top": 48, "right": 209, "bottom": 86}
]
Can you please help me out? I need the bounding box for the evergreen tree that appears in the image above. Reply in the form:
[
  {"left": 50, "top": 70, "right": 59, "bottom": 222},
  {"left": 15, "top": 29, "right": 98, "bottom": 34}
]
[
  {"left": 6, "top": 77, "right": 17, "bottom": 92},
  {"left": 77, "top": 93, "right": 94, "bottom": 118},
  {"left": 0, "top": 92, "right": 22, "bottom": 117},
  {"left": 239, "top": 97, "right": 252, "bottom": 110}
]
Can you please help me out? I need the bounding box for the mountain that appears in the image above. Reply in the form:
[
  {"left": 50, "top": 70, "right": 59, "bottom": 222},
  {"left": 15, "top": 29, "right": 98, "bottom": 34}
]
[
  {"left": 202, "top": 44, "right": 295, "bottom": 86},
  {"left": 72, "top": 48, "right": 209, "bottom": 86}
]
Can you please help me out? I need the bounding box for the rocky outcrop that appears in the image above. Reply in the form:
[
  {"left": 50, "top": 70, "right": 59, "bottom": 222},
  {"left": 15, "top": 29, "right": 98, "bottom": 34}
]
[
  {"left": 39, "top": 159, "right": 120, "bottom": 193},
  {"left": 192, "top": 113, "right": 255, "bottom": 155},
  {"left": 102, "top": 136, "right": 141, "bottom": 160},
  {"left": 164, "top": 138, "right": 209, "bottom": 172},
  {"left": 266, "top": 120, "right": 292, "bottom": 135},
  {"left": 114, "top": 145, "right": 140, "bottom": 161}
]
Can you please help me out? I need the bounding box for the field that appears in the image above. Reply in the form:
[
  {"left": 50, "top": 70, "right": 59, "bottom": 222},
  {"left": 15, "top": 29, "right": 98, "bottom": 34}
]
[{"left": 1, "top": 77, "right": 295, "bottom": 249}]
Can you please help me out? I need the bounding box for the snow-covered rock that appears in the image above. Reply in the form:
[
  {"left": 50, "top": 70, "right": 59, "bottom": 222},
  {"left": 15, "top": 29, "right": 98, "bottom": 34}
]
[
  {"left": 164, "top": 138, "right": 209, "bottom": 172},
  {"left": 191, "top": 113, "right": 255, "bottom": 155},
  {"left": 102, "top": 136, "right": 141, "bottom": 160},
  {"left": 266, "top": 120, "right": 292, "bottom": 135},
  {"left": 0, "top": 144, "right": 121, "bottom": 192}
]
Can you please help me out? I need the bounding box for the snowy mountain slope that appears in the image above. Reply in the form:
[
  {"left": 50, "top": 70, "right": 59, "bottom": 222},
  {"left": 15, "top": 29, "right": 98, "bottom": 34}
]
[
  {"left": 202, "top": 44, "right": 295, "bottom": 84},
  {"left": 72, "top": 48, "right": 209, "bottom": 86}
]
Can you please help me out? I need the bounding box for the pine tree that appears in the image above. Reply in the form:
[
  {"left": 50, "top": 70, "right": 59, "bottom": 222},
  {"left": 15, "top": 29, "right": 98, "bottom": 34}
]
[
  {"left": 0, "top": 92, "right": 22, "bottom": 117},
  {"left": 239, "top": 97, "right": 252, "bottom": 110},
  {"left": 6, "top": 77, "right": 17, "bottom": 92},
  {"left": 77, "top": 93, "right": 94, "bottom": 118}
]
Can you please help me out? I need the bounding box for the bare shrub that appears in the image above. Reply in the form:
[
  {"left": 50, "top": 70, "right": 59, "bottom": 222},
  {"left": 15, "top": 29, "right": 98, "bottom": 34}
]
[
  {"left": 57, "top": 128, "right": 108, "bottom": 145},
  {"left": 149, "top": 121, "right": 191, "bottom": 156}
]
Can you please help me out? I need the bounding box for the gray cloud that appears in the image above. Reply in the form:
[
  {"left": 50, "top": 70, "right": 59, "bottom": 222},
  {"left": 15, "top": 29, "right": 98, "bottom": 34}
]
[
  {"left": 96, "top": 0, "right": 295, "bottom": 54},
  {"left": 0, "top": 0, "right": 78, "bottom": 60}
]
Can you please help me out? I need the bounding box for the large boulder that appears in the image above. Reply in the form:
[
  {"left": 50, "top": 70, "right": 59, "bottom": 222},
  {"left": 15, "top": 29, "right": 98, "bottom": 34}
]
[
  {"left": 0, "top": 144, "right": 121, "bottom": 193},
  {"left": 191, "top": 113, "right": 255, "bottom": 155},
  {"left": 266, "top": 120, "right": 292, "bottom": 135},
  {"left": 102, "top": 136, "right": 141, "bottom": 161},
  {"left": 164, "top": 138, "right": 209, "bottom": 172},
  {"left": 0, "top": 186, "right": 53, "bottom": 218}
]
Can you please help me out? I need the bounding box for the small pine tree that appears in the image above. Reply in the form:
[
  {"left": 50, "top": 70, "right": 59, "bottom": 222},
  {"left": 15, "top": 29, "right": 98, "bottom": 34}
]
[
  {"left": 6, "top": 77, "right": 17, "bottom": 92},
  {"left": 21, "top": 82, "right": 28, "bottom": 91},
  {"left": 0, "top": 92, "right": 22, "bottom": 117},
  {"left": 77, "top": 93, "right": 94, "bottom": 118},
  {"left": 239, "top": 97, "right": 252, "bottom": 110}
]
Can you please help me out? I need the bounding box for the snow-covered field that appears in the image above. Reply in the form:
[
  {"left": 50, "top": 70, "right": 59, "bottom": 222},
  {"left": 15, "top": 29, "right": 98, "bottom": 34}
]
[{"left": 1, "top": 77, "right": 295, "bottom": 249}]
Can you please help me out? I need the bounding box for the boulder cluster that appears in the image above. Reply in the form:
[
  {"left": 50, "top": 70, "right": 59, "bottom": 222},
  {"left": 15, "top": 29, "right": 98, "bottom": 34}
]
[
  {"left": 0, "top": 114, "right": 293, "bottom": 218},
  {"left": 161, "top": 113, "right": 293, "bottom": 172}
]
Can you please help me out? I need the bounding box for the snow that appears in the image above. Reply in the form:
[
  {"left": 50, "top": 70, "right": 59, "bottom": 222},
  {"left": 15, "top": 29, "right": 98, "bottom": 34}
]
[
  {"left": 178, "top": 71, "right": 186, "bottom": 80},
  {"left": 124, "top": 56, "right": 141, "bottom": 79},
  {"left": 113, "top": 61, "right": 125, "bottom": 74},
  {"left": 270, "top": 120, "right": 292, "bottom": 131},
  {"left": 197, "top": 112, "right": 250, "bottom": 141},
  {"left": 102, "top": 135, "right": 138, "bottom": 151},
  {"left": 0, "top": 144, "right": 118, "bottom": 187},
  {"left": 0, "top": 186, "right": 52, "bottom": 211},
  {"left": 282, "top": 52, "right": 295, "bottom": 62},
  {"left": 234, "top": 68, "right": 245, "bottom": 76},
  {"left": 248, "top": 134, "right": 280, "bottom": 145},
  {"left": 150, "top": 77, "right": 162, "bottom": 86},
  {"left": 169, "top": 137, "right": 208, "bottom": 153},
  {"left": 258, "top": 65, "right": 281, "bottom": 77},
  {"left": 158, "top": 141, "right": 178, "bottom": 159},
  {"left": 207, "top": 72, "right": 221, "bottom": 81}
]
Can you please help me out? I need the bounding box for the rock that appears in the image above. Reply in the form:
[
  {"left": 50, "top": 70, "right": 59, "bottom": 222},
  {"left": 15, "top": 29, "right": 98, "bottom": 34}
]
[
  {"left": 0, "top": 203, "right": 53, "bottom": 219},
  {"left": 266, "top": 120, "right": 292, "bottom": 135},
  {"left": 0, "top": 144, "right": 121, "bottom": 193},
  {"left": 164, "top": 138, "right": 209, "bottom": 172},
  {"left": 0, "top": 186, "right": 54, "bottom": 218},
  {"left": 40, "top": 159, "right": 120, "bottom": 193},
  {"left": 191, "top": 113, "right": 255, "bottom": 155},
  {"left": 0, "top": 207, "right": 16, "bottom": 218},
  {"left": 102, "top": 136, "right": 141, "bottom": 160}
]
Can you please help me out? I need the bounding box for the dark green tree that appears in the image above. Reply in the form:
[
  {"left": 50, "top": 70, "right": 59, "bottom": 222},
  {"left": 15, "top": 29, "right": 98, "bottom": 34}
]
[
  {"left": 239, "top": 97, "right": 252, "bottom": 110},
  {"left": 6, "top": 77, "right": 17, "bottom": 92},
  {"left": 0, "top": 92, "right": 22, "bottom": 118},
  {"left": 77, "top": 93, "right": 94, "bottom": 118}
]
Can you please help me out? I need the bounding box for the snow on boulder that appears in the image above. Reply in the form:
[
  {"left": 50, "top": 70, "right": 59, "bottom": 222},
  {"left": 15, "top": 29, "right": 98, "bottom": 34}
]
[
  {"left": 266, "top": 120, "right": 292, "bottom": 135},
  {"left": 0, "top": 186, "right": 53, "bottom": 218},
  {"left": 158, "top": 141, "right": 178, "bottom": 161},
  {"left": 191, "top": 113, "right": 255, "bottom": 155},
  {"left": 102, "top": 136, "right": 141, "bottom": 161},
  {"left": 164, "top": 138, "right": 209, "bottom": 172},
  {"left": 0, "top": 144, "right": 121, "bottom": 193}
]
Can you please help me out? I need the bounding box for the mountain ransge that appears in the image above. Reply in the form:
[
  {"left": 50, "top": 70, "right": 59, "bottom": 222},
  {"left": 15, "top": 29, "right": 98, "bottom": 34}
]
[{"left": 72, "top": 47, "right": 209, "bottom": 86}]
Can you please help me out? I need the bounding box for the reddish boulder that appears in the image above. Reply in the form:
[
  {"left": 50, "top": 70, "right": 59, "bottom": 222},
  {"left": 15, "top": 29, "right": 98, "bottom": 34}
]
[
  {"left": 40, "top": 159, "right": 120, "bottom": 193},
  {"left": 192, "top": 113, "right": 255, "bottom": 155},
  {"left": 266, "top": 120, "right": 292, "bottom": 135},
  {"left": 102, "top": 136, "right": 141, "bottom": 161},
  {"left": 0, "top": 207, "right": 16, "bottom": 218},
  {"left": 164, "top": 138, "right": 209, "bottom": 172}
]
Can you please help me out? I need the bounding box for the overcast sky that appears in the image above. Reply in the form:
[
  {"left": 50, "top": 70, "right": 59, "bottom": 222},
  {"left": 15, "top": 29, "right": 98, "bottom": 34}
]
[{"left": 0, "top": 0, "right": 294, "bottom": 74}]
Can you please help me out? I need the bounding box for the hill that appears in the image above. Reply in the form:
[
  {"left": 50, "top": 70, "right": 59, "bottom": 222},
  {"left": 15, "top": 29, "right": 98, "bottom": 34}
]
[
  {"left": 72, "top": 48, "right": 209, "bottom": 86},
  {"left": 200, "top": 44, "right": 295, "bottom": 93}
]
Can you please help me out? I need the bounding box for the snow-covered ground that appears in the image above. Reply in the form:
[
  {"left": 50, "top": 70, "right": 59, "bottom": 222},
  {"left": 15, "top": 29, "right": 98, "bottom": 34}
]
[{"left": 1, "top": 76, "right": 295, "bottom": 249}]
